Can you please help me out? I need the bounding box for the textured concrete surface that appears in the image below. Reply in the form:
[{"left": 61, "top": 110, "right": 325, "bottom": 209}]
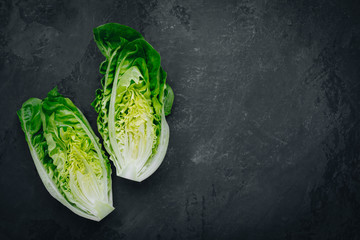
[{"left": 1, "top": 0, "right": 360, "bottom": 239}]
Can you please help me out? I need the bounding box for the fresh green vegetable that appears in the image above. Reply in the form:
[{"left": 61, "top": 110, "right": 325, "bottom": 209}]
[
  {"left": 92, "top": 23, "right": 174, "bottom": 182},
  {"left": 18, "top": 88, "right": 114, "bottom": 221}
]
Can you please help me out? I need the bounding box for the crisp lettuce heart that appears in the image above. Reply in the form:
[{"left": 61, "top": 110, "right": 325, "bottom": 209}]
[
  {"left": 92, "top": 23, "right": 174, "bottom": 182},
  {"left": 18, "top": 88, "right": 114, "bottom": 221}
]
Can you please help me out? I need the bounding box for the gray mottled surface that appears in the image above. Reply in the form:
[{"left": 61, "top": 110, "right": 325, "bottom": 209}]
[{"left": 1, "top": 0, "right": 360, "bottom": 239}]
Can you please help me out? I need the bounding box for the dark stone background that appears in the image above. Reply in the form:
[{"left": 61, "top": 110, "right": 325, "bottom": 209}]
[{"left": 1, "top": 0, "right": 360, "bottom": 239}]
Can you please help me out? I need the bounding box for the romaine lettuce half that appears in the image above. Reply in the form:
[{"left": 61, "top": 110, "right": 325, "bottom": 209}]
[
  {"left": 18, "top": 88, "right": 114, "bottom": 221},
  {"left": 92, "top": 23, "right": 174, "bottom": 182}
]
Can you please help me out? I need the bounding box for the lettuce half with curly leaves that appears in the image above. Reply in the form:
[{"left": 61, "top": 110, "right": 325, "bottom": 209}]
[
  {"left": 18, "top": 88, "right": 114, "bottom": 221},
  {"left": 92, "top": 23, "right": 174, "bottom": 182}
]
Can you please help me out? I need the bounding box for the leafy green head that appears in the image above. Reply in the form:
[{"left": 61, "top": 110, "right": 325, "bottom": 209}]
[
  {"left": 18, "top": 88, "right": 114, "bottom": 221},
  {"left": 92, "top": 23, "right": 174, "bottom": 181}
]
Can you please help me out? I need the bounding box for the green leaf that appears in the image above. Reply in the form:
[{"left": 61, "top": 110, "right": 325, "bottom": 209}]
[
  {"left": 93, "top": 23, "right": 143, "bottom": 59},
  {"left": 164, "top": 84, "right": 174, "bottom": 116}
]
